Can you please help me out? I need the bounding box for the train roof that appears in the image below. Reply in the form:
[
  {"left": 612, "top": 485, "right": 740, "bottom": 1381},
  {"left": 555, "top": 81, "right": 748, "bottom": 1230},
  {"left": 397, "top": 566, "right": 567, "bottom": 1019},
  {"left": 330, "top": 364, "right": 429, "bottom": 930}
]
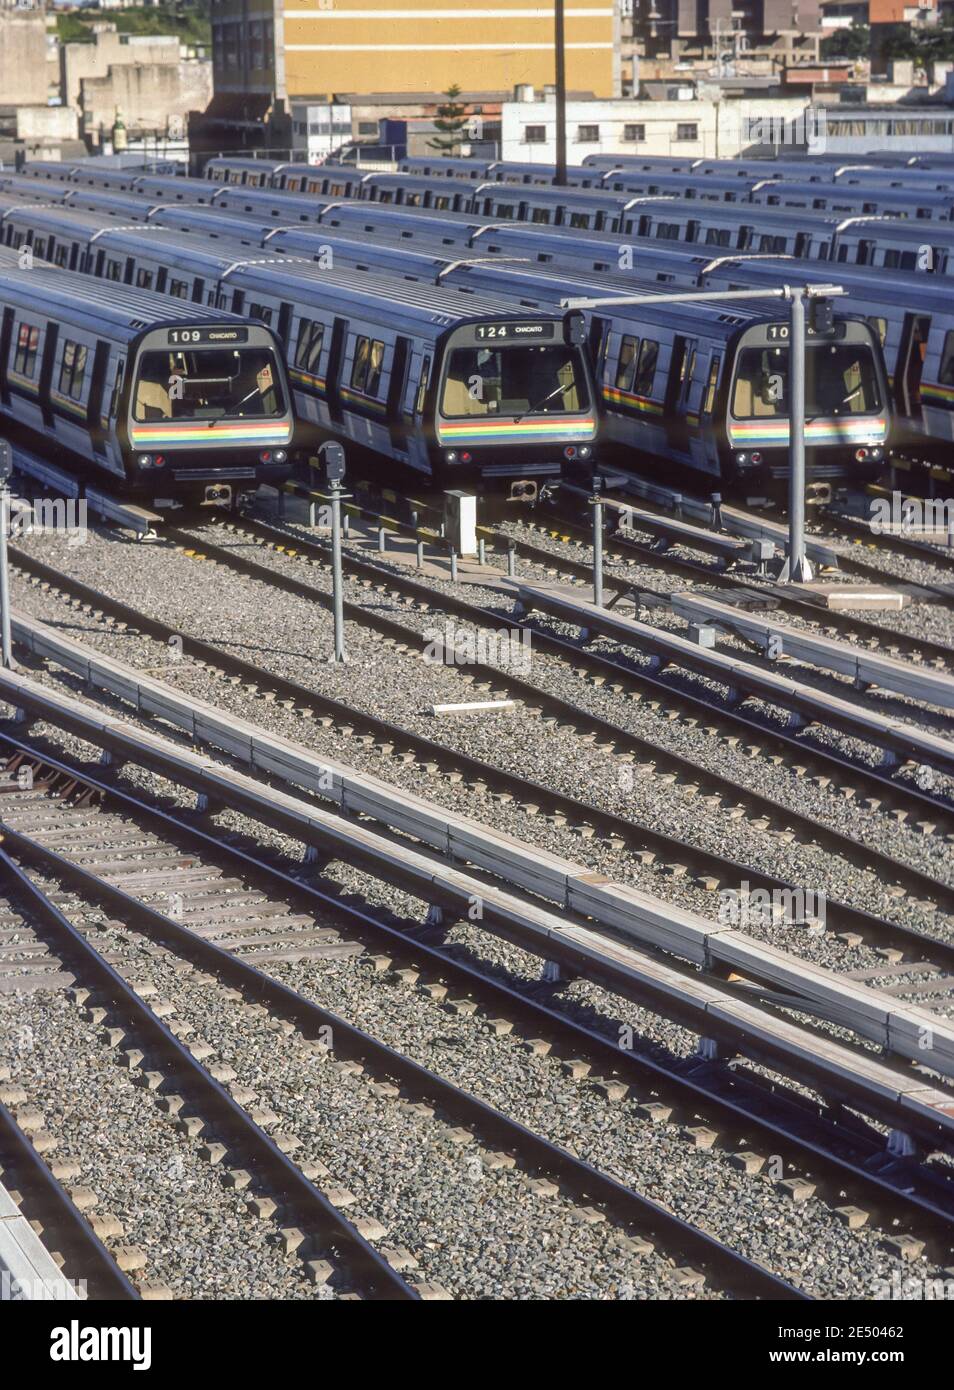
[
  {"left": 441, "top": 259, "right": 804, "bottom": 333},
  {"left": 0, "top": 264, "right": 256, "bottom": 338},
  {"left": 700, "top": 253, "right": 954, "bottom": 310},
  {"left": 399, "top": 156, "right": 495, "bottom": 179},
  {"left": 225, "top": 260, "right": 576, "bottom": 327}
]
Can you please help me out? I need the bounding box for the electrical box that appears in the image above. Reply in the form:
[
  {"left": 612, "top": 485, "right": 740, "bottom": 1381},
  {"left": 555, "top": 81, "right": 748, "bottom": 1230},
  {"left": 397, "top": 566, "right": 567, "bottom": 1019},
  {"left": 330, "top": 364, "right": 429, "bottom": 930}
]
[
  {"left": 443, "top": 490, "right": 478, "bottom": 556},
  {"left": 320, "top": 441, "right": 346, "bottom": 485}
]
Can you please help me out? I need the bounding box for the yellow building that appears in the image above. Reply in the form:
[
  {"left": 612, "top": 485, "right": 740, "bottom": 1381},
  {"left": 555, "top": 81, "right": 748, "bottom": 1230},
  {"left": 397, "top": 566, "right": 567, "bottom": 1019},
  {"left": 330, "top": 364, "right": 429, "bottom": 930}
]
[{"left": 209, "top": 0, "right": 619, "bottom": 104}]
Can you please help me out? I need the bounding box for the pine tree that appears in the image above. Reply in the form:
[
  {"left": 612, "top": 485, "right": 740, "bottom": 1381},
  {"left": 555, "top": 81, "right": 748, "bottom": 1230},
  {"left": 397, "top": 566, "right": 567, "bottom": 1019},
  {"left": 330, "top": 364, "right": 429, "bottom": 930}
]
[{"left": 428, "top": 85, "right": 469, "bottom": 154}]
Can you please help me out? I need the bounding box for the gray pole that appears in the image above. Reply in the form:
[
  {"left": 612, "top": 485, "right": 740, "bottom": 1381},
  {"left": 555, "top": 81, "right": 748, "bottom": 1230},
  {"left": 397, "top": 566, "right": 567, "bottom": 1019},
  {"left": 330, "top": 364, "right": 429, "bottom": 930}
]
[
  {"left": 592, "top": 486, "right": 604, "bottom": 608},
  {"left": 330, "top": 481, "right": 346, "bottom": 663},
  {"left": 554, "top": 0, "right": 567, "bottom": 187},
  {"left": 782, "top": 288, "right": 813, "bottom": 584},
  {"left": 0, "top": 483, "right": 12, "bottom": 669}
]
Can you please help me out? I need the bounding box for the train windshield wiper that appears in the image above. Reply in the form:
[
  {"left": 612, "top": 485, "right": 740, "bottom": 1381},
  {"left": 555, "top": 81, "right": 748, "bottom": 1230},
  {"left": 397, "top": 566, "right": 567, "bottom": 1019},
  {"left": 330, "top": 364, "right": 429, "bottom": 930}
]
[
  {"left": 803, "top": 384, "right": 865, "bottom": 427},
  {"left": 205, "top": 385, "right": 261, "bottom": 426},
  {"left": 512, "top": 379, "right": 575, "bottom": 423}
]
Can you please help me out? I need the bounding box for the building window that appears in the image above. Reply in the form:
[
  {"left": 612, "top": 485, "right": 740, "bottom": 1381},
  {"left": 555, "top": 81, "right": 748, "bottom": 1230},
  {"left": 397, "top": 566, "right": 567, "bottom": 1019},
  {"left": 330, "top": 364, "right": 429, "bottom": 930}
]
[
  {"left": 623, "top": 124, "right": 645, "bottom": 143},
  {"left": 358, "top": 121, "right": 378, "bottom": 136},
  {"left": 58, "top": 340, "right": 88, "bottom": 400},
  {"left": 524, "top": 125, "right": 546, "bottom": 144},
  {"left": 675, "top": 123, "right": 698, "bottom": 142},
  {"left": 577, "top": 125, "right": 599, "bottom": 142}
]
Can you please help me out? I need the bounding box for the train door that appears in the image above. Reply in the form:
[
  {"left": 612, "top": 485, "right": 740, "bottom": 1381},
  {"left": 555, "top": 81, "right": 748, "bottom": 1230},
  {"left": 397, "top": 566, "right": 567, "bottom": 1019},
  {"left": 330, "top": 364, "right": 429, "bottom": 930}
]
[
  {"left": 896, "top": 313, "right": 930, "bottom": 418},
  {"left": 386, "top": 335, "right": 411, "bottom": 456},
  {"left": 38, "top": 321, "right": 58, "bottom": 429},
  {"left": 663, "top": 335, "right": 696, "bottom": 456},
  {"left": 86, "top": 340, "right": 111, "bottom": 458},
  {"left": 588, "top": 316, "right": 611, "bottom": 386},
  {"left": 325, "top": 316, "right": 348, "bottom": 424},
  {"left": 0, "top": 307, "right": 12, "bottom": 407}
]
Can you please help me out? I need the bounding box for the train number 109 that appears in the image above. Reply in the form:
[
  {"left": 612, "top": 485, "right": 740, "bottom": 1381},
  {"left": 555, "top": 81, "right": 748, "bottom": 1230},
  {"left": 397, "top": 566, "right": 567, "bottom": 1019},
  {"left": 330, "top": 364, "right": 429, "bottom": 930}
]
[{"left": 169, "top": 330, "right": 203, "bottom": 344}]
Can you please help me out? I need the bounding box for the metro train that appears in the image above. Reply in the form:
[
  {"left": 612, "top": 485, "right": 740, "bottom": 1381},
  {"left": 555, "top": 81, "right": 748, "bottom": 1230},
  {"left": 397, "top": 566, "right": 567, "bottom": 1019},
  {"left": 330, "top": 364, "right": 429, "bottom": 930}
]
[
  {"left": 7, "top": 194, "right": 890, "bottom": 491},
  {"left": 0, "top": 261, "right": 295, "bottom": 506}
]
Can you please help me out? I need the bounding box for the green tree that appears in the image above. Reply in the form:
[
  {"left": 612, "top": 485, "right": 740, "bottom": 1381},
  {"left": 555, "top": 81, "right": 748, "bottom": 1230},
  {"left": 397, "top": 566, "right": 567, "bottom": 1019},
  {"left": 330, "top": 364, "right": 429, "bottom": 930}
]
[
  {"left": 820, "top": 22, "right": 870, "bottom": 61},
  {"left": 427, "top": 85, "right": 470, "bottom": 155}
]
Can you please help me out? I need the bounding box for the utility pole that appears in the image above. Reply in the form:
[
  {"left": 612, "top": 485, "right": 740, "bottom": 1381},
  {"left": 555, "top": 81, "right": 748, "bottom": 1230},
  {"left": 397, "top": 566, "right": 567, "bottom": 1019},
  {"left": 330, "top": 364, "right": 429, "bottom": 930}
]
[
  {"left": 554, "top": 0, "right": 567, "bottom": 186},
  {"left": 319, "top": 442, "right": 348, "bottom": 662},
  {"left": 0, "top": 441, "right": 13, "bottom": 669},
  {"left": 778, "top": 287, "right": 814, "bottom": 584}
]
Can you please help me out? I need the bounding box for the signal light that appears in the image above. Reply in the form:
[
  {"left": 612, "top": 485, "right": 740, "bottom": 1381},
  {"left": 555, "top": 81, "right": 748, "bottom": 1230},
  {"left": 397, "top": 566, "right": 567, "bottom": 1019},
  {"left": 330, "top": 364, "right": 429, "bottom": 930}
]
[
  {"left": 259, "top": 450, "right": 272, "bottom": 463},
  {"left": 751, "top": 451, "right": 762, "bottom": 465},
  {"left": 564, "top": 446, "right": 578, "bottom": 460},
  {"left": 855, "top": 448, "right": 869, "bottom": 461},
  {"left": 460, "top": 451, "right": 472, "bottom": 463}
]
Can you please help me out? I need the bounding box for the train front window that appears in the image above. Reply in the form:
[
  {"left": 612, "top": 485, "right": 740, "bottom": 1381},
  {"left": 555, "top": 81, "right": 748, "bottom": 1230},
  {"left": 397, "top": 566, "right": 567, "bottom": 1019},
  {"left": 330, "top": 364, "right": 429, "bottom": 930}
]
[
  {"left": 731, "top": 343, "right": 881, "bottom": 420},
  {"left": 132, "top": 348, "right": 285, "bottom": 422},
  {"left": 440, "top": 345, "right": 588, "bottom": 418}
]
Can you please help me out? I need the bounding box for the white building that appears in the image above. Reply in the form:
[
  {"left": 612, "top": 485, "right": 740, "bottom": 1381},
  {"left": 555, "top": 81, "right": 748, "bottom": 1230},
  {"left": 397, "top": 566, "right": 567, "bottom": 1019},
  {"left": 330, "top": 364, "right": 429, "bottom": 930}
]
[
  {"left": 501, "top": 96, "right": 820, "bottom": 162},
  {"left": 289, "top": 101, "right": 353, "bottom": 162}
]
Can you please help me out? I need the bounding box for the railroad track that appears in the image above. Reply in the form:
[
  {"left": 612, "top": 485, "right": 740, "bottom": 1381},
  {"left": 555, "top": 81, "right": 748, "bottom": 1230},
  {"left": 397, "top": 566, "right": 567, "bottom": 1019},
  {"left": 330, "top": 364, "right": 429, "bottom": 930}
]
[
  {"left": 1, "top": 839, "right": 416, "bottom": 1302},
  {"left": 9, "top": 535, "right": 954, "bottom": 985},
  {"left": 6, "top": 733, "right": 954, "bottom": 1285},
  {"left": 0, "top": 748, "right": 804, "bottom": 1300}
]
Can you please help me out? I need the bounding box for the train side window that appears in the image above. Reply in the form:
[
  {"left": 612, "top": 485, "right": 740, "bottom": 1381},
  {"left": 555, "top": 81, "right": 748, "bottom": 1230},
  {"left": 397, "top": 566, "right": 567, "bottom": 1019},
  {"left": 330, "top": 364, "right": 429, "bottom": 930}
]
[
  {"left": 58, "top": 339, "right": 88, "bottom": 400},
  {"left": 366, "top": 339, "right": 385, "bottom": 395},
  {"left": 705, "top": 227, "right": 730, "bottom": 247},
  {"left": 169, "top": 279, "right": 189, "bottom": 299},
  {"left": 633, "top": 339, "right": 659, "bottom": 397},
  {"left": 295, "top": 318, "right": 325, "bottom": 374},
  {"left": 532, "top": 208, "right": 550, "bottom": 224},
  {"left": 105, "top": 258, "right": 123, "bottom": 281},
  {"left": 14, "top": 322, "right": 39, "bottom": 378},
  {"left": 703, "top": 355, "right": 721, "bottom": 414},
  {"left": 415, "top": 355, "right": 430, "bottom": 414},
  {"left": 867, "top": 317, "right": 888, "bottom": 349},
  {"left": 351, "top": 336, "right": 385, "bottom": 395},
  {"left": 136, "top": 268, "right": 154, "bottom": 290},
  {"left": 939, "top": 330, "right": 954, "bottom": 386},
  {"left": 615, "top": 335, "right": 640, "bottom": 391},
  {"left": 249, "top": 302, "right": 273, "bottom": 325}
]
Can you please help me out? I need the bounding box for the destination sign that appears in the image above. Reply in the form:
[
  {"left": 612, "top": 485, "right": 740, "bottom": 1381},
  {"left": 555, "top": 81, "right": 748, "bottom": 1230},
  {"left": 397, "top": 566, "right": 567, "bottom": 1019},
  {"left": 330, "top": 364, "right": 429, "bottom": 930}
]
[
  {"left": 475, "top": 322, "right": 555, "bottom": 341},
  {"left": 167, "top": 327, "right": 249, "bottom": 345}
]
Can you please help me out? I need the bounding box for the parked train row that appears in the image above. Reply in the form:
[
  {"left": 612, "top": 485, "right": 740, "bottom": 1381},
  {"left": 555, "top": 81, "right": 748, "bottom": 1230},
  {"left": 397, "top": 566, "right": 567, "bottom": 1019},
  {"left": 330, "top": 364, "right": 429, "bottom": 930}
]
[
  {"left": 17, "top": 158, "right": 954, "bottom": 273},
  {"left": 1, "top": 169, "right": 898, "bottom": 493}
]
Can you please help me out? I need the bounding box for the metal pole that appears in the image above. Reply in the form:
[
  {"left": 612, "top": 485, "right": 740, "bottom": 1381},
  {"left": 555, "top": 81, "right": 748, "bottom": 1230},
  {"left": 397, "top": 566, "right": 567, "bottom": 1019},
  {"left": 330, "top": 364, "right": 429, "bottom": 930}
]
[
  {"left": 782, "top": 287, "right": 813, "bottom": 584},
  {"left": 554, "top": 0, "right": 567, "bottom": 187},
  {"left": 330, "top": 481, "right": 346, "bottom": 663},
  {"left": 0, "top": 483, "right": 12, "bottom": 668},
  {"left": 592, "top": 484, "right": 604, "bottom": 608}
]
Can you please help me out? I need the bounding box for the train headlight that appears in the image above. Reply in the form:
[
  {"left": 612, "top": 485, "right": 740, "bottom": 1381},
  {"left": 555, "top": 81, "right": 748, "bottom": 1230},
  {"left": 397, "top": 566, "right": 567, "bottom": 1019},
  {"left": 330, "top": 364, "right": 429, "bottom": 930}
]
[
  {"left": 445, "top": 450, "right": 458, "bottom": 464},
  {"left": 274, "top": 450, "right": 287, "bottom": 464},
  {"left": 735, "top": 452, "right": 747, "bottom": 466},
  {"left": 137, "top": 454, "right": 154, "bottom": 468},
  {"left": 579, "top": 446, "right": 592, "bottom": 460}
]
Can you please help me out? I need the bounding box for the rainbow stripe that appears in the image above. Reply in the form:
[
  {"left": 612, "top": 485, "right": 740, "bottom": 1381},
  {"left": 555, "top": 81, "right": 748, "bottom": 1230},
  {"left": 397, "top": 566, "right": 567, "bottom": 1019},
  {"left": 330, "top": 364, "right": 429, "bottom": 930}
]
[
  {"left": 130, "top": 419, "right": 292, "bottom": 449},
  {"left": 921, "top": 382, "right": 954, "bottom": 405},
  {"left": 728, "top": 416, "right": 887, "bottom": 447},
  {"left": 602, "top": 386, "right": 663, "bottom": 415},
  {"left": 438, "top": 416, "right": 596, "bottom": 445}
]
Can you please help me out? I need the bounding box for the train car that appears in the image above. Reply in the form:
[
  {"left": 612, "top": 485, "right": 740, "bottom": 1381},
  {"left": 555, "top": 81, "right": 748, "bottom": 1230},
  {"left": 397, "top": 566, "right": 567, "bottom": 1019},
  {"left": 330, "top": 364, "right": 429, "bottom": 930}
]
[
  {"left": 599, "top": 171, "right": 763, "bottom": 201},
  {"left": 208, "top": 184, "right": 331, "bottom": 223},
  {"left": 697, "top": 253, "right": 954, "bottom": 468},
  {"left": 0, "top": 263, "right": 294, "bottom": 506},
  {"left": 357, "top": 173, "right": 476, "bottom": 210},
  {"left": 484, "top": 160, "right": 607, "bottom": 188},
  {"left": 217, "top": 263, "right": 598, "bottom": 499},
  {"left": 398, "top": 156, "right": 496, "bottom": 181},
  {"left": 437, "top": 260, "right": 890, "bottom": 490},
  {"left": 18, "top": 161, "right": 84, "bottom": 182},
  {"left": 580, "top": 154, "right": 703, "bottom": 174},
  {"left": 203, "top": 157, "right": 287, "bottom": 187},
  {"left": 750, "top": 179, "right": 954, "bottom": 221},
  {"left": 318, "top": 202, "right": 493, "bottom": 244}
]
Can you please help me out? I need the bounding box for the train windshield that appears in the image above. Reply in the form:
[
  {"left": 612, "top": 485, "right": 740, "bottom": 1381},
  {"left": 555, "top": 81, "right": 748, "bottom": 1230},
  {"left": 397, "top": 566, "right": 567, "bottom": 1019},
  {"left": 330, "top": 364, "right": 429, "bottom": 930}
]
[
  {"left": 132, "top": 348, "right": 286, "bottom": 422},
  {"left": 731, "top": 342, "right": 882, "bottom": 419},
  {"left": 440, "top": 344, "right": 589, "bottom": 418}
]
